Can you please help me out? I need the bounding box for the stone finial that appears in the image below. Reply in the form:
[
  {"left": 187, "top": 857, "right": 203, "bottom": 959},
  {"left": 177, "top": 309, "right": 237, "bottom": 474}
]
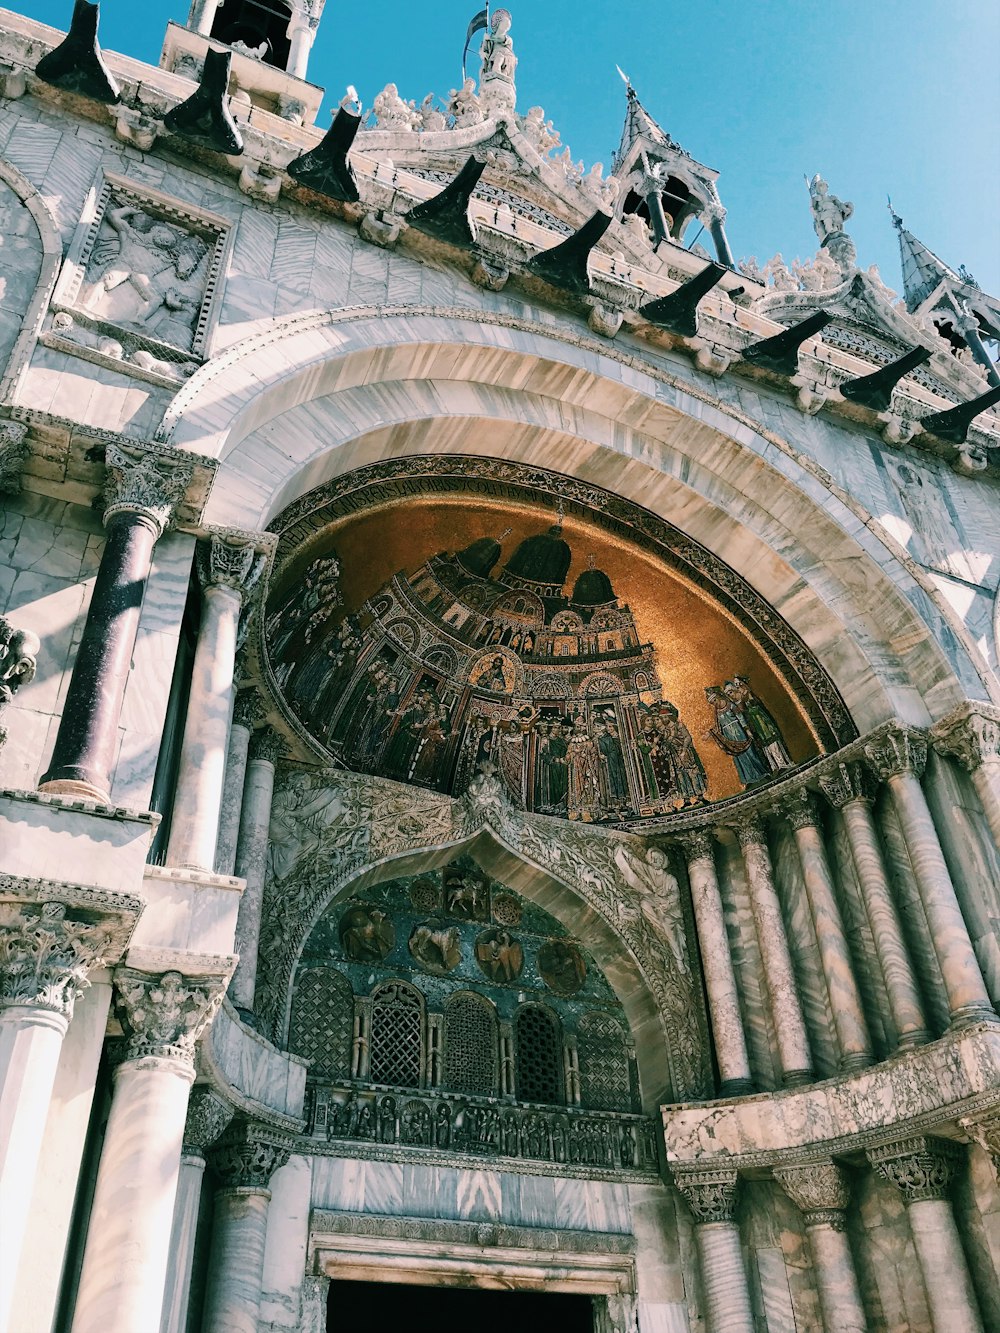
[
  {"left": 209, "top": 1118, "right": 292, "bottom": 1189},
  {"left": 114, "top": 967, "right": 229, "bottom": 1067},
  {"left": 774, "top": 1162, "right": 852, "bottom": 1229},
  {"left": 197, "top": 533, "right": 266, "bottom": 599},
  {"left": 0, "top": 895, "right": 135, "bottom": 1019},
  {"left": 183, "top": 1086, "right": 233, "bottom": 1155},
  {"left": 103, "top": 442, "right": 193, "bottom": 535},
  {"left": 0, "top": 421, "right": 28, "bottom": 494},
  {"left": 249, "top": 725, "right": 286, "bottom": 766},
  {"left": 933, "top": 708, "right": 1000, "bottom": 774},
  {"left": 863, "top": 726, "right": 928, "bottom": 782},
  {"left": 867, "top": 1135, "right": 963, "bottom": 1203},
  {"left": 0, "top": 615, "right": 39, "bottom": 750},
  {"left": 673, "top": 1167, "right": 740, "bottom": 1223},
  {"left": 818, "top": 760, "right": 877, "bottom": 809}
]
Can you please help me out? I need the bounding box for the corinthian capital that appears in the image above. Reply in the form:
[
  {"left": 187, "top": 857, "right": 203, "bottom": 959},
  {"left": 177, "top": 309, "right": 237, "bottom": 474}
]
[
  {"left": 958, "top": 1109, "right": 1000, "bottom": 1181},
  {"left": 675, "top": 828, "right": 715, "bottom": 862},
  {"left": 103, "top": 442, "right": 193, "bottom": 535},
  {"left": 114, "top": 964, "right": 231, "bottom": 1067},
  {"left": 774, "top": 1162, "right": 851, "bottom": 1228},
  {"left": 249, "top": 725, "right": 286, "bottom": 765},
  {"left": 209, "top": 1118, "right": 293, "bottom": 1189},
  {"left": 197, "top": 532, "right": 267, "bottom": 601},
  {"left": 933, "top": 707, "right": 1000, "bottom": 774},
  {"left": 0, "top": 887, "right": 139, "bottom": 1019},
  {"left": 818, "top": 760, "right": 876, "bottom": 809},
  {"left": 867, "top": 1135, "right": 962, "bottom": 1203},
  {"left": 864, "top": 726, "right": 928, "bottom": 782},
  {"left": 183, "top": 1085, "right": 233, "bottom": 1155},
  {"left": 673, "top": 1167, "right": 740, "bottom": 1223},
  {"left": 730, "top": 813, "right": 766, "bottom": 848},
  {"left": 0, "top": 420, "right": 28, "bottom": 494},
  {"left": 777, "top": 788, "right": 821, "bottom": 831}
]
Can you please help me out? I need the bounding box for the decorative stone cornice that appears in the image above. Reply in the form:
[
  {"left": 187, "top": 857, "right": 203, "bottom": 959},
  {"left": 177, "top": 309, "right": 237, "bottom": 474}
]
[
  {"left": 209, "top": 1117, "right": 293, "bottom": 1189},
  {"left": 863, "top": 726, "right": 928, "bottom": 782},
  {"left": 774, "top": 1162, "right": 851, "bottom": 1229},
  {"left": 114, "top": 966, "right": 231, "bottom": 1068},
  {"left": 232, "top": 687, "right": 268, "bottom": 730},
  {"left": 249, "top": 725, "right": 286, "bottom": 766},
  {"left": 672, "top": 1167, "right": 740, "bottom": 1223},
  {"left": 932, "top": 706, "right": 1000, "bottom": 773},
  {"left": 0, "top": 891, "right": 138, "bottom": 1018},
  {"left": 103, "top": 441, "right": 193, "bottom": 535},
  {"left": 310, "top": 1208, "right": 637, "bottom": 1256},
  {"left": 675, "top": 828, "right": 715, "bottom": 862},
  {"left": 0, "top": 420, "right": 28, "bottom": 493},
  {"left": 958, "top": 1109, "right": 1000, "bottom": 1179},
  {"left": 867, "top": 1135, "right": 963, "bottom": 1203},
  {"left": 197, "top": 532, "right": 268, "bottom": 600},
  {"left": 818, "top": 760, "right": 877, "bottom": 809},
  {"left": 183, "top": 1085, "right": 234, "bottom": 1155},
  {"left": 776, "top": 788, "right": 821, "bottom": 831}
]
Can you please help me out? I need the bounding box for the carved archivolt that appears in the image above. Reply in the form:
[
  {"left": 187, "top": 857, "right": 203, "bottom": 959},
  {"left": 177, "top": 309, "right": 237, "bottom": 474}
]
[{"left": 257, "top": 765, "right": 711, "bottom": 1102}]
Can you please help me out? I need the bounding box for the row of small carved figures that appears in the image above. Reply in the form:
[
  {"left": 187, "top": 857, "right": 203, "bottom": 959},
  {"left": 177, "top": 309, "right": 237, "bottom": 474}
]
[{"left": 308, "top": 1088, "right": 657, "bottom": 1171}]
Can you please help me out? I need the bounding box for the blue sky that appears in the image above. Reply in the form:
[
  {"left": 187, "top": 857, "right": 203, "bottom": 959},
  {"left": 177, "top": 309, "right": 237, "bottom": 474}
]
[{"left": 18, "top": 0, "right": 1000, "bottom": 295}]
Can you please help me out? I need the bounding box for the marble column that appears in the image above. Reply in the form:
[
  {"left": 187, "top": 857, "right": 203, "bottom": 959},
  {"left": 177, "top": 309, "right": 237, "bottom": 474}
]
[
  {"left": 732, "top": 816, "right": 813, "bottom": 1085},
  {"left": 160, "top": 1088, "right": 233, "bottom": 1333},
  {"left": 673, "top": 1168, "right": 754, "bottom": 1333},
  {"left": 39, "top": 445, "right": 191, "bottom": 802},
  {"left": 933, "top": 706, "right": 1000, "bottom": 855},
  {"left": 868, "top": 1136, "right": 984, "bottom": 1333},
  {"left": 188, "top": 0, "right": 221, "bottom": 36},
  {"left": 71, "top": 964, "right": 231, "bottom": 1333},
  {"left": 300, "top": 1276, "right": 331, "bottom": 1333},
  {"left": 0, "top": 893, "right": 136, "bottom": 1333},
  {"left": 202, "top": 1120, "right": 292, "bottom": 1333},
  {"left": 780, "top": 790, "right": 872, "bottom": 1071},
  {"left": 167, "top": 535, "right": 264, "bottom": 872},
  {"left": 215, "top": 688, "right": 263, "bottom": 876},
  {"left": 677, "top": 830, "right": 753, "bottom": 1095},
  {"left": 774, "top": 1162, "right": 867, "bottom": 1333},
  {"left": 865, "top": 727, "right": 996, "bottom": 1026},
  {"left": 819, "top": 762, "right": 930, "bottom": 1049},
  {"left": 231, "top": 727, "right": 285, "bottom": 1013},
  {"left": 286, "top": 9, "right": 316, "bottom": 79}
]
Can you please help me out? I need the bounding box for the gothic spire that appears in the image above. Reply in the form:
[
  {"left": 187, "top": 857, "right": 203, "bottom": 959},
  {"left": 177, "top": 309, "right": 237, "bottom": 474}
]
[
  {"left": 889, "top": 205, "right": 962, "bottom": 313},
  {"left": 613, "top": 81, "right": 683, "bottom": 173}
]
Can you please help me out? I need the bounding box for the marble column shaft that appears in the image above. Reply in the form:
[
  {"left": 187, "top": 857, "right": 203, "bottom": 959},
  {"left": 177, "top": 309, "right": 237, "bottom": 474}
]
[
  {"left": 821, "top": 764, "right": 929, "bottom": 1048},
  {"left": 679, "top": 831, "right": 753, "bottom": 1094},
  {"left": 231, "top": 729, "right": 283, "bottom": 1012},
  {"left": 733, "top": 818, "right": 813, "bottom": 1085},
  {"left": 71, "top": 968, "right": 228, "bottom": 1333},
  {"left": 286, "top": 19, "right": 314, "bottom": 79},
  {"left": 774, "top": 1163, "right": 867, "bottom": 1333},
  {"left": 674, "top": 1171, "right": 754, "bottom": 1333},
  {"left": 214, "top": 699, "right": 254, "bottom": 877},
  {"left": 782, "top": 792, "right": 872, "bottom": 1070},
  {"left": 167, "top": 537, "right": 263, "bottom": 873},
  {"left": 869, "top": 1136, "right": 984, "bottom": 1333},
  {"left": 866, "top": 730, "right": 995, "bottom": 1025}
]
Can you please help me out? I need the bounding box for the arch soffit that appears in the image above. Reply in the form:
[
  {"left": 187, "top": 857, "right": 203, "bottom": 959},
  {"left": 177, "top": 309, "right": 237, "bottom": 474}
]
[
  {"left": 163, "top": 310, "right": 993, "bottom": 721},
  {"left": 0, "top": 155, "right": 63, "bottom": 403}
]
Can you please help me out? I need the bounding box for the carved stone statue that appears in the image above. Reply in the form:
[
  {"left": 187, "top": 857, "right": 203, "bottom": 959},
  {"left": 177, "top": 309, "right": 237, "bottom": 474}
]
[
  {"left": 0, "top": 616, "right": 39, "bottom": 747},
  {"left": 448, "top": 78, "right": 484, "bottom": 127},
  {"left": 764, "top": 252, "right": 796, "bottom": 292},
  {"left": 808, "top": 173, "right": 854, "bottom": 245},
  {"left": 621, "top": 212, "right": 652, "bottom": 251},
  {"left": 370, "top": 83, "right": 420, "bottom": 131},
  {"left": 521, "top": 105, "right": 560, "bottom": 156},
  {"left": 418, "top": 94, "right": 446, "bottom": 132},
  {"left": 409, "top": 922, "right": 461, "bottom": 973},
  {"left": 479, "top": 8, "right": 517, "bottom": 117},
  {"left": 582, "top": 162, "right": 620, "bottom": 210}
]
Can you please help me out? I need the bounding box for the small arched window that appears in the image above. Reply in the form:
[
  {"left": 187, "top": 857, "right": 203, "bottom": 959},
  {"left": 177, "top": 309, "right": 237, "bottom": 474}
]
[
  {"left": 515, "top": 1004, "right": 563, "bottom": 1105},
  {"left": 444, "top": 991, "right": 499, "bottom": 1095},
  {"left": 369, "top": 981, "right": 423, "bottom": 1088},
  {"left": 578, "top": 1011, "right": 632, "bottom": 1111},
  {"left": 288, "top": 966, "right": 353, "bottom": 1078}
]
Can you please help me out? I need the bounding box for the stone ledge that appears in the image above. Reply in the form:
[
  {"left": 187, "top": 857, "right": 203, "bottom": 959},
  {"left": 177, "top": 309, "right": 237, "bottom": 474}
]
[{"left": 0, "top": 785, "right": 159, "bottom": 824}]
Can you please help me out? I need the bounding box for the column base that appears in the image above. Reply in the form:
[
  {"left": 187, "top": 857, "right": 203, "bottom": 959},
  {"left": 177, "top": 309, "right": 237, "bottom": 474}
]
[
  {"left": 838, "top": 1052, "right": 874, "bottom": 1073},
  {"left": 948, "top": 1004, "right": 1000, "bottom": 1029},
  {"left": 781, "top": 1069, "right": 814, "bottom": 1088},
  {"left": 37, "top": 772, "right": 111, "bottom": 803},
  {"left": 896, "top": 1028, "right": 932, "bottom": 1050},
  {"left": 719, "top": 1078, "right": 755, "bottom": 1098}
]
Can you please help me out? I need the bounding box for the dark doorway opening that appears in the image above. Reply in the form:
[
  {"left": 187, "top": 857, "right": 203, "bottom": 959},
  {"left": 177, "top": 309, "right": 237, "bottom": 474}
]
[{"left": 327, "top": 1278, "right": 595, "bottom": 1333}]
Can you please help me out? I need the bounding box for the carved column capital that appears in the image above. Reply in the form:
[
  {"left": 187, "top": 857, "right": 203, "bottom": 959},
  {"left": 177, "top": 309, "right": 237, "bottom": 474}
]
[
  {"left": 774, "top": 1162, "right": 851, "bottom": 1228},
  {"left": 209, "top": 1118, "right": 292, "bottom": 1190},
  {"left": 103, "top": 442, "right": 193, "bottom": 536},
  {"left": 818, "top": 760, "right": 877, "bottom": 809},
  {"left": 933, "top": 709, "right": 1000, "bottom": 773},
  {"left": 0, "top": 420, "right": 28, "bottom": 494},
  {"left": 673, "top": 1167, "right": 740, "bottom": 1223},
  {"left": 0, "top": 888, "right": 138, "bottom": 1019},
  {"left": 730, "top": 813, "right": 766, "bottom": 848},
  {"left": 864, "top": 726, "right": 928, "bottom": 782},
  {"left": 113, "top": 966, "right": 230, "bottom": 1070},
  {"left": 958, "top": 1109, "right": 1000, "bottom": 1179},
  {"left": 777, "top": 788, "right": 821, "bottom": 831},
  {"left": 197, "top": 532, "right": 267, "bottom": 601},
  {"left": 0, "top": 615, "right": 40, "bottom": 750},
  {"left": 867, "top": 1135, "right": 963, "bottom": 1203},
  {"left": 675, "top": 828, "right": 716, "bottom": 862},
  {"left": 183, "top": 1085, "right": 233, "bottom": 1156},
  {"left": 249, "top": 725, "right": 286, "bottom": 766},
  {"left": 232, "top": 687, "right": 267, "bottom": 730}
]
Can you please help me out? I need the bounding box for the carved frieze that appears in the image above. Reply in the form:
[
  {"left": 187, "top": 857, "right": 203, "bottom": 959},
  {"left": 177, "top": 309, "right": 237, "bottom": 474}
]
[
  {"left": 0, "top": 420, "right": 28, "bottom": 494},
  {"left": 311, "top": 1208, "right": 636, "bottom": 1255}
]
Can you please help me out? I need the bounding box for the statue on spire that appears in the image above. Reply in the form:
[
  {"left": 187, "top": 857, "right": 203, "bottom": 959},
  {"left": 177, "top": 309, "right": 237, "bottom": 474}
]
[
  {"left": 479, "top": 9, "right": 517, "bottom": 118},
  {"left": 807, "top": 174, "right": 857, "bottom": 276}
]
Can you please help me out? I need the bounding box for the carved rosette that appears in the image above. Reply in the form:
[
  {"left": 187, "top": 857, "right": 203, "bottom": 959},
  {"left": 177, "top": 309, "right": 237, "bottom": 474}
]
[
  {"left": 197, "top": 533, "right": 266, "bottom": 601},
  {"left": 114, "top": 967, "right": 229, "bottom": 1068},
  {"left": 249, "top": 725, "right": 286, "bottom": 766},
  {"left": 0, "top": 894, "right": 137, "bottom": 1018},
  {"left": 774, "top": 1162, "right": 851, "bottom": 1229},
  {"left": 673, "top": 1167, "right": 740, "bottom": 1223},
  {"left": 675, "top": 828, "right": 715, "bottom": 863},
  {"left": 818, "top": 760, "right": 876, "bottom": 810},
  {"left": 934, "top": 710, "right": 1000, "bottom": 774},
  {"left": 0, "top": 420, "right": 28, "bottom": 494},
  {"left": 864, "top": 727, "right": 928, "bottom": 782},
  {"left": 183, "top": 1085, "right": 233, "bottom": 1156},
  {"left": 209, "top": 1118, "right": 292, "bottom": 1190},
  {"left": 867, "top": 1135, "right": 963, "bottom": 1203},
  {"left": 958, "top": 1110, "right": 1000, "bottom": 1180},
  {"left": 103, "top": 442, "right": 193, "bottom": 535},
  {"left": 777, "top": 788, "right": 821, "bottom": 831}
]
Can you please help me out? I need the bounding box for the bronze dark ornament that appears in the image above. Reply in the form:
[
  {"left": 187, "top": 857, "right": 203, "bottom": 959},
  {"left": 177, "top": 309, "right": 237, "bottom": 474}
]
[
  {"left": 409, "top": 922, "right": 461, "bottom": 974},
  {"left": 475, "top": 928, "right": 524, "bottom": 983},
  {"left": 408, "top": 876, "right": 441, "bottom": 913},
  {"left": 492, "top": 891, "right": 523, "bottom": 926},
  {"left": 443, "top": 866, "right": 489, "bottom": 920},
  {"left": 338, "top": 905, "right": 395, "bottom": 962},
  {"left": 538, "top": 940, "right": 587, "bottom": 996}
]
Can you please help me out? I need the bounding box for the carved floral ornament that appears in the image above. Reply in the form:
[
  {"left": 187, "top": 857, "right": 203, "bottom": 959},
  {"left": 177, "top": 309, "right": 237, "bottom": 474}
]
[
  {"left": 867, "top": 1134, "right": 963, "bottom": 1203},
  {"left": 773, "top": 1162, "right": 852, "bottom": 1229},
  {"left": 113, "top": 966, "right": 230, "bottom": 1066},
  {"left": 102, "top": 441, "right": 193, "bottom": 535},
  {"left": 209, "top": 1118, "right": 293, "bottom": 1190},
  {"left": 198, "top": 532, "right": 268, "bottom": 598},
  {"left": 672, "top": 1167, "right": 740, "bottom": 1223},
  {"left": 933, "top": 708, "right": 1000, "bottom": 773}
]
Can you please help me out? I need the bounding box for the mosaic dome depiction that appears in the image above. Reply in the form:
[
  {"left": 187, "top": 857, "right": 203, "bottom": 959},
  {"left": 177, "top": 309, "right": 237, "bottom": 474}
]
[{"left": 260, "top": 458, "right": 853, "bottom": 823}]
